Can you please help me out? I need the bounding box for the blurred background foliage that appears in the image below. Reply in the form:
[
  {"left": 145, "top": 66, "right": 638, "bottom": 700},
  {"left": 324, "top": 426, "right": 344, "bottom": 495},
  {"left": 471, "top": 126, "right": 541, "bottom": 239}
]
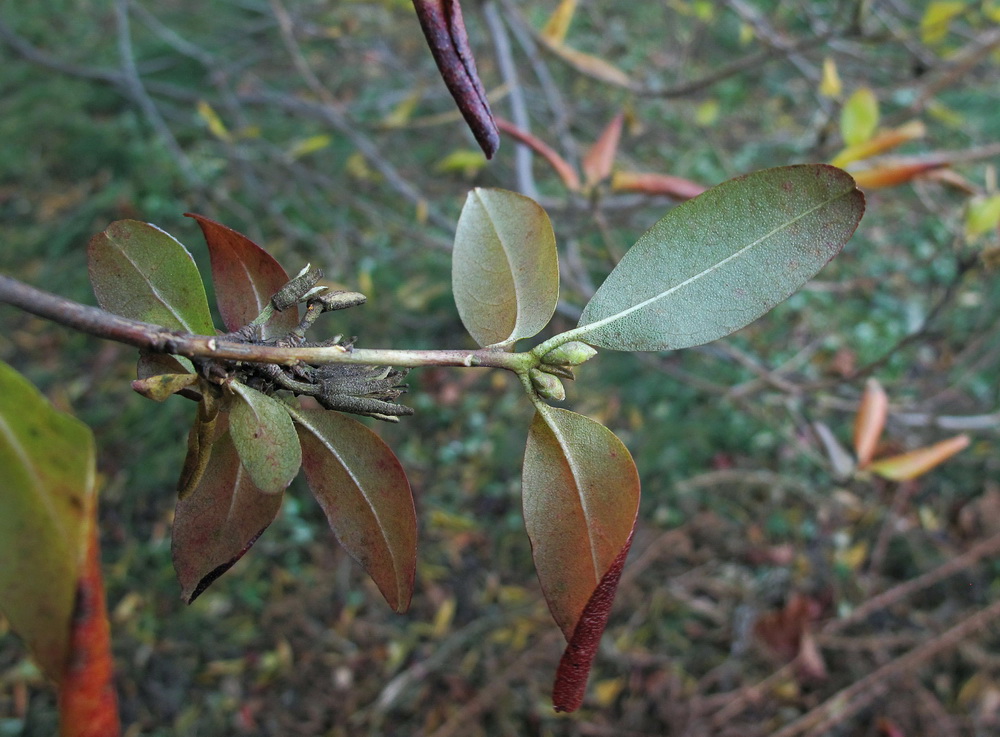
[{"left": 2, "top": 0, "right": 1000, "bottom": 735}]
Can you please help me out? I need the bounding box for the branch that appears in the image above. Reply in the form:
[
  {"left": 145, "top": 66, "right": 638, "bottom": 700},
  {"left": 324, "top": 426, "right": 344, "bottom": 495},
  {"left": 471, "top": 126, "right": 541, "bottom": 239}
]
[{"left": 0, "top": 275, "right": 529, "bottom": 372}]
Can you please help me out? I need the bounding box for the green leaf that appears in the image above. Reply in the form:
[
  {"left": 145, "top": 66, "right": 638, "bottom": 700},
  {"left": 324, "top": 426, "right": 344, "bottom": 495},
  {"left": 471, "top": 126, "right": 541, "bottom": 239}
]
[
  {"left": 229, "top": 383, "right": 301, "bottom": 495},
  {"left": 294, "top": 409, "right": 416, "bottom": 613},
  {"left": 841, "top": 87, "right": 879, "bottom": 146},
  {"left": 0, "top": 360, "right": 96, "bottom": 681},
  {"left": 522, "top": 407, "right": 639, "bottom": 638},
  {"left": 172, "top": 414, "right": 283, "bottom": 603},
  {"left": 452, "top": 188, "right": 559, "bottom": 347},
  {"left": 87, "top": 220, "right": 216, "bottom": 334},
  {"left": 576, "top": 165, "right": 864, "bottom": 351},
  {"left": 185, "top": 213, "right": 299, "bottom": 338}
]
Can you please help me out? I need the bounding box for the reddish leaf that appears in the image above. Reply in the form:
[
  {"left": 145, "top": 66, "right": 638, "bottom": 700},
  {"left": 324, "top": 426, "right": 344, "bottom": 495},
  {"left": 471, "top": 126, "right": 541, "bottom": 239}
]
[
  {"left": 868, "top": 434, "right": 971, "bottom": 481},
  {"left": 294, "top": 409, "right": 417, "bottom": 613},
  {"left": 185, "top": 213, "right": 298, "bottom": 338},
  {"left": 58, "top": 525, "right": 120, "bottom": 737},
  {"left": 582, "top": 113, "right": 623, "bottom": 188},
  {"left": 412, "top": 0, "right": 499, "bottom": 159},
  {"left": 854, "top": 378, "right": 889, "bottom": 468},
  {"left": 611, "top": 170, "right": 707, "bottom": 200},
  {"left": 172, "top": 414, "right": 282, "bottom": 603},
  {"left": 552, "top": 531, "right": 632, "bottom": 713},
  {"left": 495, "top": 118, "right": 580, "bottom": 191},
  {"left": 523, "top": 408, "right": 640, "bottom": 637},
  {"left": 851, "top": 160, "right": 947, "bottom": 189}
]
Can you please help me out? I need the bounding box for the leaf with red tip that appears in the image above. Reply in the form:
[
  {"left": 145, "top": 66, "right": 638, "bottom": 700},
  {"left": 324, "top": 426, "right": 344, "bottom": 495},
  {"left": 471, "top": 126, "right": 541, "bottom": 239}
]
[
  {"left": 552, "top": 531, "right": 633, "bottom": 713},
  {"left": 172, "top": 414, "right": 283, "bottom": 603},
  {"left": 185, "top": 213, "right": 298, "bottom": 338},
  {"left": 522, "top": 406, "right": 639, "bottom": 708},
  {"left": 0, "top": 360, "right": 96, "bottom": 682},
  {"left": 412, "top": 0, "right": 499, "bottom": 159},
  {"left": 58, "top": 525, "right": 120, "bottom": 737},
  {"left": 294, "top": 409, "right": 417, "bottom": 613},
  {"left": 611, "top": 170, "right": 707, "bottom": 200},
  {"left": 582, "top": 113, "right": 623, "bottom": 188},
  {"left": 854, "top": 378, "right": 888, "bottom": 468},
  {"left": 868, "top": 434, "right": 971, "bottom": 481}
]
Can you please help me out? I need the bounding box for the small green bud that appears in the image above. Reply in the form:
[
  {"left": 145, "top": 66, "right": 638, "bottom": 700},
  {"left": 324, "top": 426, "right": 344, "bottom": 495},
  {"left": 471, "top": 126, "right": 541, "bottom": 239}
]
[
  {"left": 540, "top": 341, "right": 598, "bottom": 366},
  {"left": 530, "top": 368, "right": 566, "bottom": 402}
]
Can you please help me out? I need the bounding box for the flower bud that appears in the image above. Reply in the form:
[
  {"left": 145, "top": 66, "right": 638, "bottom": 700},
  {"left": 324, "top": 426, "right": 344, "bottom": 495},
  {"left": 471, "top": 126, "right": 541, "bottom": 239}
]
[
  {"left": 540, "top": 341, "right": 597, "bottom": 366},
  {"left": 530, "top": 368, "right": 566, "bottom": 402}
]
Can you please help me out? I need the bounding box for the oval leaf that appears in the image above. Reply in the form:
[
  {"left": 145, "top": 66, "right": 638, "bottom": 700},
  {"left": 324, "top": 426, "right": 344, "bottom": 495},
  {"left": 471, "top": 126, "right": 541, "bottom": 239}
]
[
  {"left": 87, "top": 220, "right": 215, "bottom": 334},
  {"left": 552, "top": 531, "right": 633, "bottom": 713},
  {"left": 185, "top": 213, "right": 299, "bottom": 337},
  {"left": 293, "top": 409, "right": 416, "bottom": 613},
  {"left": 452, "top": 188, "right": 559, "bottom": 347},
  {"left": 0, "top": 360, "right": 96, "bottom": 681},
  {"left": 854, "top": 378, "right": 888, "bottom": 468},
  {"left": 229, "top": 383, "right": 301, "bottom": 495},
  {"left": 868, "top": 434, "right": 970, "bottom": 481},
  {"left": 577, "top": 165, "right": 864, "bottom": 351},
  {"left": 841, "top": 87, "right": 879, "bottom": 146},
  {"left": 522, "top": 407, "right": 639, "bottom": 639},
  {"left": 172, "top": 414, "right": 283, "bottom": 603}
]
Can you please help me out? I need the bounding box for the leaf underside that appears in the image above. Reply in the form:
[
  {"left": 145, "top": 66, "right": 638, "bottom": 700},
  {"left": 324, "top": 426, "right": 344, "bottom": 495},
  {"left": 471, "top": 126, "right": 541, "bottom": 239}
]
[
  {"left": 452, "top": 188, "right": 559, "bottom": 347},
  {"left": 0, "top": 360, "right": 97, "bottom": 681},
  {"left": 229, "top": 383, "right": 302, "bottom": 495},
  {"left": 294, "top": 409, "right": 417, "bottom": 613},
  {"left": 172, "top": 415, "right": 282, "bottom": 603},
  {"left": 523, "top": 407, "right": 640, "bottom": 636},
  {"left": 577, "top": 164, "right": 865, "bottom": 351},
  {"left": 186, "top": 213, "right": 299, "bottom": 338},
  {"left": 87, "top": 220, "right": 215, "bottom": 335}
]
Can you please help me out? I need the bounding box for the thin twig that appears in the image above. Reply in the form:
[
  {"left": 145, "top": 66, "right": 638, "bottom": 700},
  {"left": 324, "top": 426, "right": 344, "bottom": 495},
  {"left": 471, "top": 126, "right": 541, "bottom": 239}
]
[
  {"left": 0, "top": 275, "right": 527, "bottom": 372},
  {"left": 770, "top": 599, "right": 1000, "bottom": 737}
]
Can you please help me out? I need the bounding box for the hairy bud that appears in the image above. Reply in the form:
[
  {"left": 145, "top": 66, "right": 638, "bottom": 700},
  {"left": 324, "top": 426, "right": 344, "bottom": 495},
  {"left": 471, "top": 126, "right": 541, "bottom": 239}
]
[
  {"left": 541, "top": 341, "right": 598, "bottom": 367},
  {"left": 530, "top": 368, "right": 566, "bottom": 402}
]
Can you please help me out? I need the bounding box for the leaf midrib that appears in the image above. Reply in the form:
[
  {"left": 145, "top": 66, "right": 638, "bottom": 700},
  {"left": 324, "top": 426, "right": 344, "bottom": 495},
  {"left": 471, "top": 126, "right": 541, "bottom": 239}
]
[{"left": 579, "top": 187, "right": 850, "bottom": 334}]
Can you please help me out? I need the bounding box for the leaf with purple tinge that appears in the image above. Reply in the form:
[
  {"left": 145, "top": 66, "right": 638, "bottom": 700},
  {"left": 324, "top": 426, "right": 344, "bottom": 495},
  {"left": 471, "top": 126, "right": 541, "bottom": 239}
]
[
  {"left": 172, "top": 414, "right": 283, "bottom": 603},
  {"left": 522, "top": 406, "right": 639, "bottom": 711},
  {"left": 552, "top": 531, "right": 633, "bottom": 712},
  {"left": 185, "top": 213, "right": 299, "bottom": 337},
  {"left": 294, "top": 409, "right": 417, "bottom": 613},
  {"left": 229, "top": 382, "right": 301, "bottom": 495}
]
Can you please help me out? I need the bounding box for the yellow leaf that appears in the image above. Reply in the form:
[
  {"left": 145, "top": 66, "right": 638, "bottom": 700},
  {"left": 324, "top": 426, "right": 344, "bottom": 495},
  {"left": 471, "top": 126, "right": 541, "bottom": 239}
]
[
  {"left": 841, "top": 87, "right": 879, "bottom": 146},
  {"left": 345, "top": 152, "right": 377, "bottom": 182},
  {"left": 695, "top": 99, "right": 720, "bottom": 127},
  {"left": 835, "top": 540, "right": 869, "bottom": 571},
  {"left": 738, "top": 22, "right": 755, "bottom": 46},
  {"left": 985, "top": 0, "right": 1000, "bottom": 23},
  {"left": 819, "top": 57, "right": 842, "bottom": 98},
  {"left": 541, "top": 0, "right": 578, "bottom": 45},
  {"left": 433, "top": 148, "right": 487, "bottom": 177},
  {"left": 921, "top": 1, "right": 967, "bottom": 45},
  {"left": 382, "top": 89, "right": 422, "bottom": 128},
  {"left": 431, "top": 596, "right": 456, "bottom": 638},
  {"left": 927, "top": 99, "right": 965, "bottom": 128},
  {"left": 868, "top": 435, "right": 971, "bottom": 481},
  {"left": 593, "top": 677, "right": 625, "bottom": 706},
  {"left": 196, "top": 100, "right": 231, "bottom": 142},
  {"left": 966, "top": 193, "right": 1000, "bottom": 238},
  {"left": 540, "top": 39, "right": 633, "bottom": 88},
  {"left": 851, "top": 161, "right": 946, "bottom": 189},
  {"left": 287, "top": 134, "right": 332, "bottom": 160}
]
